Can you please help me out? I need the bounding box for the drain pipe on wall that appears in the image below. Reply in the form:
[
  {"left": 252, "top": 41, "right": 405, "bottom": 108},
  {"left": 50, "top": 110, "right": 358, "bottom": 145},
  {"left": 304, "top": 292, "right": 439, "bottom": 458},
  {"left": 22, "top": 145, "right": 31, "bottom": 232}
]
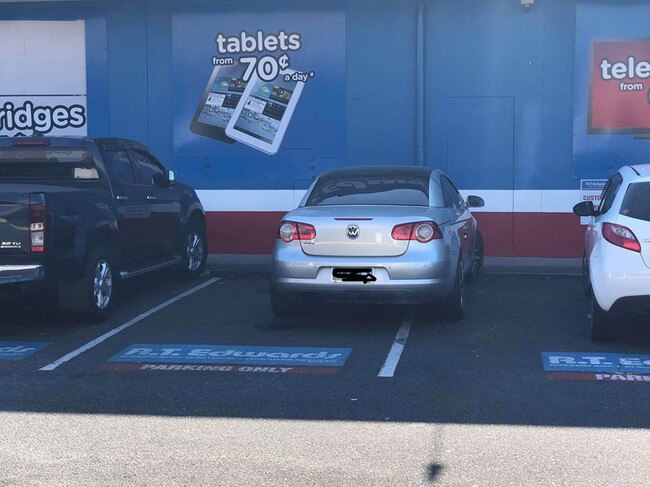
[{"left": 416, "top": 0, "right": 425, "bottom": 166}]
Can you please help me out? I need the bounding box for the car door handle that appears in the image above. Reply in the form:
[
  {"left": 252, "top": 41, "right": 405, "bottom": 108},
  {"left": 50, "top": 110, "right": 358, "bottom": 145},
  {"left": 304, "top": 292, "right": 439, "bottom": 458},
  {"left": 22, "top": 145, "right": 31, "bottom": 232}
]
[
  {"left": 146, "top": 195, "right": 157, "bottom": 200},
  {"left": 116, "top": 195, "right": 128, "bottom": 201}
]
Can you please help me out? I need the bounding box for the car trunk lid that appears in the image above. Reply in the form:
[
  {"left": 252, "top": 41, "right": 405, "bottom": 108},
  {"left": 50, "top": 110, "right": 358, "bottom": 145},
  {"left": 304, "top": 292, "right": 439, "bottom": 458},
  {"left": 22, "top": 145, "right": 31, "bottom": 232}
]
[{"left": 291, "top": 206, "right": 436, "bottom": 257}]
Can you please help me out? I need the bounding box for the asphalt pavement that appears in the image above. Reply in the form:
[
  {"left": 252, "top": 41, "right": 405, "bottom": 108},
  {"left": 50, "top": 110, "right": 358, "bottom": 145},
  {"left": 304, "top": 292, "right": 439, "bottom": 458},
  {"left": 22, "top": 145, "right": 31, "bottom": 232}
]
[{"left": 0, "top": 270, "right": 648, "bottom": 486}]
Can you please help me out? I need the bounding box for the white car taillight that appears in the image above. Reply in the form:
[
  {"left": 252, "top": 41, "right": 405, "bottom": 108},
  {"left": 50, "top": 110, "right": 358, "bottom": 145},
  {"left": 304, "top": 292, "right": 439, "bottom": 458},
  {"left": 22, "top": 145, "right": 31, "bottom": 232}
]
[{"left": 602, "top": 222, "right": 641, "bottom": 252}]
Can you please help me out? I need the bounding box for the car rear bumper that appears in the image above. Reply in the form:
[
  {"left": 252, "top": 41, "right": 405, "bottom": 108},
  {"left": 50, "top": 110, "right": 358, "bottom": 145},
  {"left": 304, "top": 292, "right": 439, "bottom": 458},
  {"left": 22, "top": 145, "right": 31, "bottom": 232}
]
[
  {"left": 0, "top": 264, "right": 44, "bottom": 286},
  {"left": 590, "top": 241, "right": 650, "bottom": 312},
  {"left": 271, "top": 241, "right": 457, "bottom": 304}
]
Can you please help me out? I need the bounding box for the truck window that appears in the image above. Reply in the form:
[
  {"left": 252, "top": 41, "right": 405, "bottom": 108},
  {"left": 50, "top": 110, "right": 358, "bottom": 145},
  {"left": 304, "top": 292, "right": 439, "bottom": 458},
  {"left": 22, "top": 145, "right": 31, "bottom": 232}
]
[
  {"left": 128, "top": 150, "right": 164, "bottom": 185},
  {"left": 0, "top": 148, "right": 99, "bottom": 181},
  {"left": 103, "top": 150, "right": 136, "bottom": 184}
]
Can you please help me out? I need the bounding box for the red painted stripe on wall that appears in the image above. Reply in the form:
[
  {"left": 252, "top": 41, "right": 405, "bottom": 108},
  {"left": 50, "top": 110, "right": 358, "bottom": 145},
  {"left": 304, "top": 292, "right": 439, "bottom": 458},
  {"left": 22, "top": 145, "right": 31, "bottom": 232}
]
[
  {"left": 475, "top": 212, "right": 585, "bottom": 258},
  {"left": 205, "top": 211, "right": 586, "bottom": 257},
  {"left": 206, "top": 211, "right": 285, "bottom": 254}
]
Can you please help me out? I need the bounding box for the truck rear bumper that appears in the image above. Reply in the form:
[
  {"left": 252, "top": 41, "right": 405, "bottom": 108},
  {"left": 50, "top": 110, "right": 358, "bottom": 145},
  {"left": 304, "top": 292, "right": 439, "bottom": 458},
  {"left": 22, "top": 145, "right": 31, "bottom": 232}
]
[{"left": 0, "top": 265, "right": 44, "bottom": 285}]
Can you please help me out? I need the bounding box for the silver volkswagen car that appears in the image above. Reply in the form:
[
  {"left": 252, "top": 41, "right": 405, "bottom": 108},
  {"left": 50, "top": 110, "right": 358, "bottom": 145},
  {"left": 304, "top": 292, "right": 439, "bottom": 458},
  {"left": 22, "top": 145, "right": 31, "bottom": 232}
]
[{"left": 270, "top": 166, "right": 485, "bottom": 321}]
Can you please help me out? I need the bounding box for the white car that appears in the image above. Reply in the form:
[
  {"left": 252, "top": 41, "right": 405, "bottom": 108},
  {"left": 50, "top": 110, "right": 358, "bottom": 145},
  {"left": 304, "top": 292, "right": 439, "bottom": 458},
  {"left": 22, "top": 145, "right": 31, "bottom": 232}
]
[{"left": 574, "top": 164, "right": 650, "bottom": 341}]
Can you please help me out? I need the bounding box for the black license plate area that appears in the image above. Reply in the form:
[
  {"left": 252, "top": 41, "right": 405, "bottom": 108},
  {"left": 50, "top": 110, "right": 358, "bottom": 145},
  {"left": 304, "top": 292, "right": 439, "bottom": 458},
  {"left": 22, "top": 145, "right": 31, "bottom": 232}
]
[{"left": 332, "top": 268, "right": 376, "bottom": 283}]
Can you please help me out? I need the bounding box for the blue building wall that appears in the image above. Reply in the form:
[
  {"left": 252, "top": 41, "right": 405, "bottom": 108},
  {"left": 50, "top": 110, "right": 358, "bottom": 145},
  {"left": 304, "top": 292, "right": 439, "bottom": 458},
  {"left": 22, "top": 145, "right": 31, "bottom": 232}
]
[
  {"left": 5, "top": 0, "right": 647, "bottom": 257},
  {"left": 0, "top": 0, "right": 587, "bottom": 191}
]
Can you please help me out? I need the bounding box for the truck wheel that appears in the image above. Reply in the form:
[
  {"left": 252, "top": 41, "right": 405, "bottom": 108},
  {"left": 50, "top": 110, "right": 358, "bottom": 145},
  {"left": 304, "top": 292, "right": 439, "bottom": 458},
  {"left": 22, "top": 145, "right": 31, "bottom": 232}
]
[
  {"left": 179, "top": 222, "right": 207, "bottom": 279},
  {"left": 270, "top": 287, "right": 300, "bottom": 319},
  {"left": 437, "top": 258, "right": 465, "bottom": 322},
  {"left": 591, "top": 294, "right": 616, "bottom": 342},
  {"left": 59, "top": 246, "right": 115, "bottom": 322}
]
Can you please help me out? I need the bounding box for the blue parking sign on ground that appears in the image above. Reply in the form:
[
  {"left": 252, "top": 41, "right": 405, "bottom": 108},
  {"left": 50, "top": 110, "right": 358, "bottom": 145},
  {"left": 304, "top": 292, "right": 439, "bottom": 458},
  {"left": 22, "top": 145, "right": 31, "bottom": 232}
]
[
  {"left": 0, "top": 342, "right": 49, "bottom": 361},
  {"left": 542, "top": 352, "right": 650, "bottom": 374},
  {"left": 110, "top": 344, "right": 353, "bottom": 367}
]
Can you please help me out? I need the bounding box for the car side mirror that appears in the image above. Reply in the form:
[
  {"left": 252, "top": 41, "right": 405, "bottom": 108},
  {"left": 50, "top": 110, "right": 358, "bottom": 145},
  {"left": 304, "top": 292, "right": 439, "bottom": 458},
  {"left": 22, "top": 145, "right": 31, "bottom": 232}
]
[
  {"left": 466, "top": 195, "right": 485, "bottom": 208},
  {"left": 168, "top": 170, "right": 176, "bottom": 186},
  {"left": 573, "top": 201, "right": 596, "bottom": 217}
]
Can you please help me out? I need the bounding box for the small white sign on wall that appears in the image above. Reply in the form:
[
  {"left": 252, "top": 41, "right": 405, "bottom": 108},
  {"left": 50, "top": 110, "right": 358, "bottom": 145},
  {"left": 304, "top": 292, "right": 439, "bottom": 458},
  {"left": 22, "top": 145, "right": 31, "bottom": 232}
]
[
  {"left": 579, "top": 179, "right": 607, "bottom": 225},
  {"left": 0, "top": 20, "right": 87, "bottom": 137}
]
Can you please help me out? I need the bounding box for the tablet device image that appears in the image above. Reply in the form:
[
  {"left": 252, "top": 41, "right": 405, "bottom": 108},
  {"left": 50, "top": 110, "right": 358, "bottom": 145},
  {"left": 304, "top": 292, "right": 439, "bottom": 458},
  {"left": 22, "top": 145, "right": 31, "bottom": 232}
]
[
  {"left": 225, "top": 69, "right": 305, "bottom": 155},
  {"left": 190, "top": 63, "right": 248, "bottom": 143}
]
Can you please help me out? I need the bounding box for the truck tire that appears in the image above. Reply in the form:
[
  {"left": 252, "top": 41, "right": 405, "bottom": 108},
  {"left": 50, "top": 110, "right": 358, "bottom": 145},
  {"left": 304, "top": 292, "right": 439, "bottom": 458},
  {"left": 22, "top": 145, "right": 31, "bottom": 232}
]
[
  {"left": 591, "top": 294, "right": 616, "bottom": 342},
  {"left": 179, "top": 221, "right": 207, "bottom": 280},
  {"left": 437, "top": 258, "right": 465, "bottom": 322},
  {"left": 58, "top": 246, "right": 115, "bottom": 322}
]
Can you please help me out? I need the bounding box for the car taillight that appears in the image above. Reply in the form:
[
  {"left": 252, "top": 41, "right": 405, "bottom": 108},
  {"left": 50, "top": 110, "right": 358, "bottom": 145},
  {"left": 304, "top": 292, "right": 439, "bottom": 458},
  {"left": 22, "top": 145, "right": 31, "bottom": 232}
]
[
  {"left": 602, "top": 222, "right": 641, "bottom": 252},
  {"left": 276, "top": 221, "right": 316, "bottom": 243},
  {"left": 28, "top": 195, "right": 46, "bottom": 253},
  {"left": 391, "top": 222, "right": 442, "bottom": 243}
]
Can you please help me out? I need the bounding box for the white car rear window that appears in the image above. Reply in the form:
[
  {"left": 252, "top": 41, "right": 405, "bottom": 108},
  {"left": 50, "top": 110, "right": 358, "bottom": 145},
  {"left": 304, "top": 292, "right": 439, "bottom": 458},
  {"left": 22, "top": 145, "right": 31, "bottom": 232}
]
[{"left": 620, "top": 182, "right": 650, "bottom": 222}]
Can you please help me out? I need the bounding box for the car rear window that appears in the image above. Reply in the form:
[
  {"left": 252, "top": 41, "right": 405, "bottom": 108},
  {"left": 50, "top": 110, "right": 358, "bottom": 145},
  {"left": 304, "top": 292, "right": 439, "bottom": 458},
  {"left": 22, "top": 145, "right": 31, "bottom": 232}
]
[
  {"left": 0, "top": 148, "right": 99, "bottom": 181},
  {"left": 305, "top": 173, "right": 430, "bottom": 206},
  {"left": 620, "top": 182, "right": 650, "bottom": 222}
]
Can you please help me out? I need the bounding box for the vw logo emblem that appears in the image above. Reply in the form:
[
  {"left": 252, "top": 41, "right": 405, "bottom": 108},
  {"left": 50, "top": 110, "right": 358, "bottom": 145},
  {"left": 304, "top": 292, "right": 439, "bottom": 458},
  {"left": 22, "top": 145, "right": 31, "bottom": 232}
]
[{"left": 346, "top": 225, "right": 360, "bottom": 239}]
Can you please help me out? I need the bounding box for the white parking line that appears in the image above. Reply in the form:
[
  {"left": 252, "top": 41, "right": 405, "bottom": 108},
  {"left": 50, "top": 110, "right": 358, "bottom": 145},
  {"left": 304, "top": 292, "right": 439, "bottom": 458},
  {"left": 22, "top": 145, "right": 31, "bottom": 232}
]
[
  {"left": 39, "top": 278, "right": 220, "bottom": 372},
  {"left": 377, "top": 311, "right": 412, "bottom": 378}
]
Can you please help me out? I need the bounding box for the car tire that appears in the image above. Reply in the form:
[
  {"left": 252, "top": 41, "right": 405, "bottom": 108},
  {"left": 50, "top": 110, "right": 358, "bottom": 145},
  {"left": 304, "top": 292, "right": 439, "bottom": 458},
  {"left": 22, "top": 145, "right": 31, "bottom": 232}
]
[
  {"left": 58, "top": 246, "right": 115, "bottom": 322},
  {"left": 438, "top": 258, "right": 465, "bottom": 322},
  {"left": 179, "top": 220, "right": 208, "bottom": 280},
  {"left": 582, "top": 251, "right": 592, "bottom": 297},
  {"left": 467, "top": 231, "right": 484, "bottom": 283},
  {"left": 270, "top": 287, "right": 301, "bottom": 319},
  {"left": 591, "top": 294, "right": 616, "bottom": 342}
]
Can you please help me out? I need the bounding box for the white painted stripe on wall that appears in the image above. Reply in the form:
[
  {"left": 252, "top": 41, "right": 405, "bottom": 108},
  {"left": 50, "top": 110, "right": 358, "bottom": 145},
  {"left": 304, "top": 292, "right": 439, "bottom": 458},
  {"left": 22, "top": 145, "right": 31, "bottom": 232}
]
[
  {"left": 196, "top": 190, "right": 307, "bottom": 212},
  {"left": 196, "top": 189, "right": 582, "bottom": 213}
]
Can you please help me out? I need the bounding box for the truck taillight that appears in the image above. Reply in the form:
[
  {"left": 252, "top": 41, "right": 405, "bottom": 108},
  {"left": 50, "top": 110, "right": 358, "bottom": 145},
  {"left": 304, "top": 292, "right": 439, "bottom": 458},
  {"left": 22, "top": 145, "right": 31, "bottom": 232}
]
[
  {"left": 28, "top": 195, "right": 46, "bottom": 253},
  {"left": 391, "top": 222, "right": 443, "bottom": 243}
]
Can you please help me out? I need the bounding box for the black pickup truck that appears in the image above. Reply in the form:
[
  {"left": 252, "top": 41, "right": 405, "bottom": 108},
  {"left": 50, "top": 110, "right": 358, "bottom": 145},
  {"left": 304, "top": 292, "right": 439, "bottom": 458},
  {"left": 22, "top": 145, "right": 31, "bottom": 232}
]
[{"left": 0, "top": 137, "right": 207, "bottom": 321}]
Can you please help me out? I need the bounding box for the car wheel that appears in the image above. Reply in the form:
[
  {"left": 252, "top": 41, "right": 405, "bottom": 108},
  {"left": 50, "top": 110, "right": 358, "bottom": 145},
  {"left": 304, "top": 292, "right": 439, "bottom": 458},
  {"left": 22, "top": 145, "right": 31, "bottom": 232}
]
[
  {"left": 467, "top": 231, "right": 484, "bottom": 283},
  {"left": 179, "top": 221, "right": 207, "bottom": 279},
  {"left": 591, "top": 294, "right": 616, "bottom": 342},
  {"left": 59, "top": 246, "right": 115, "bottom": 322},
  {"left": 582, "top": 252, "right": 592, "bottom": 297},
  {"left": 270, "top": 287, "right": 301, "bottom": 319},
  {"left": 438, "top": 258, "right": 465, "bottom": 322}
]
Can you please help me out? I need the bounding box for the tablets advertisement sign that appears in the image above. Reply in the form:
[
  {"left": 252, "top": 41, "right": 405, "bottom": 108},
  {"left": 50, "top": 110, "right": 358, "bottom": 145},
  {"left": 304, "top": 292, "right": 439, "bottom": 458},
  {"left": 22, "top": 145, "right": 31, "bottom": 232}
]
[{"left": 172, "top": 10, "right": 345, "bottom": 185}]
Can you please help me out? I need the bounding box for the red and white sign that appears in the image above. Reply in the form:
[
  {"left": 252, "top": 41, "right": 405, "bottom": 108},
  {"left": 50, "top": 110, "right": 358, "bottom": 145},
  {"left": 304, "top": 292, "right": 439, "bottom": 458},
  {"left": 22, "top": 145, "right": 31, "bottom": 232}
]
[{"left": 590, "top": 39, "right": 650, "bottom": 133}]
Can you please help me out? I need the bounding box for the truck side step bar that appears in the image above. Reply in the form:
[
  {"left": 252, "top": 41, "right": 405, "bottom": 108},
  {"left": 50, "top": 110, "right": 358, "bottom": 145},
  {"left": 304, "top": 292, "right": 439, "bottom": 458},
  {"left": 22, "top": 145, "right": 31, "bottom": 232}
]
[{"left": 119, "top": 256, "right": 181, "bottom": 280}]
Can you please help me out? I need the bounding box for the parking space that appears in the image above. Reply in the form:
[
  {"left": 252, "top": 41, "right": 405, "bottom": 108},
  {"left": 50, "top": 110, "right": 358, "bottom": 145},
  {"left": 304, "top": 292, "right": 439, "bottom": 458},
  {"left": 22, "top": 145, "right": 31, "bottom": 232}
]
[
  {"left": 0, "top": 270, "right": 218, "bottom": 372},
  {"left": 1, "top": 271, "right": 649, "bottom": 484},
  {"left": 0, "top": 271, "right": 648, "bottom": 422}
]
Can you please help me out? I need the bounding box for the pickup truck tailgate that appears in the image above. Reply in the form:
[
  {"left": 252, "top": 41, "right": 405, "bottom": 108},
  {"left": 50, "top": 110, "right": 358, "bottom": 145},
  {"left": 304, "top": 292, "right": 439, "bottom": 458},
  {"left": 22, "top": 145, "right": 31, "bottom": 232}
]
[{"left": 0, "top": 194, "right": 30, "bottom": 257}]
